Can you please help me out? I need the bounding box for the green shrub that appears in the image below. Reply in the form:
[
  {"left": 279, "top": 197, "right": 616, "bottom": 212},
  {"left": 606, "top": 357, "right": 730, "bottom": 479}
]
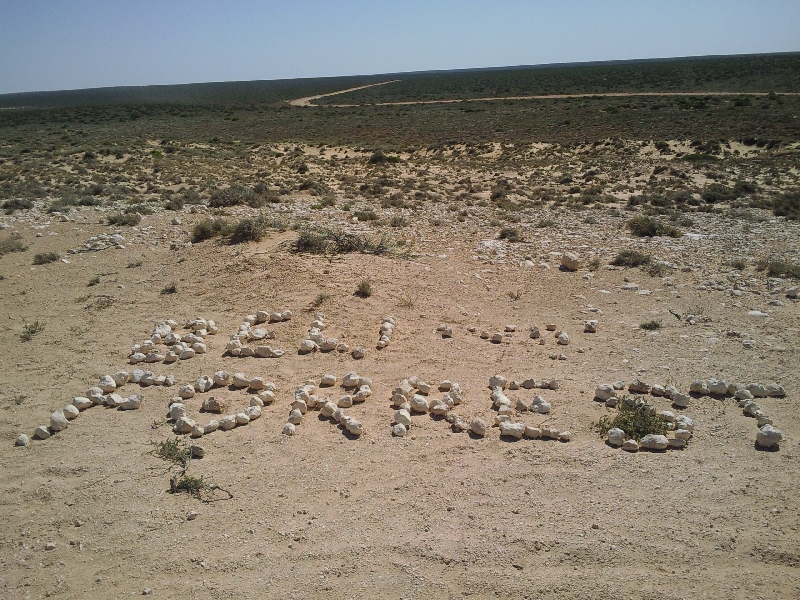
[
  {"left": 2, "top": 198, "right": 33, "bottom": 214},
  {"left": 230, "top": 215, "right": 267, "bottom": 243},
  {"left": 773, "top": 191, "right": 799, "bottom": 221},
  {"left": 160, "top": 283, "right": 178, "bottom": 295},
  {"left": 191, "top": 218, "right": 230, "bottom": 243},
  {"left": 627, "top": 215, "right": 682, "bottom": 238},
  {"left": 755, "top": 257, "right": 800, "bottom": 279},
  {"left": 368, "top": 150, "right": 399, "bottom": 164},
  {"left": 208, "top": 185, "right": 258, "bottom": 208},
  {"left": 33, "top": 252, "right": 59, "bottom": 265},
  {"left": 355, "top": 210, "right": 378, "bottom": 222},
  {"left": 87, "top": 275, "right": 100, "bottom": 287},
  {"left": 107, "top": 212, "right": 141, "bottom": 226},
  {"left": 20, "top": 320, "right": 45, "bottom": 342},
  {"left": 640, "top": 319, "right": 662, "bottom": 331},
  {"left": 164, "top": 195, "right": 184, "bottom": 211},
  {"left": 595, "top": 397, "right": 668, "bottom": 441},
  {"left": 611, "top": 249, "right": 651, "bottom": 267},
  {"left": 498, "top": 227, "right": 522, "bottom": 242},
  {"left": 296, "top": 227, "right": 394, "bottom": 256},
  {"left": 389, "top": 216, "right": 407, "bottom": 228},
  {"left": 0, "top": 236, "right": 27, "bottom": 257},
  {"left": 355, "top": 279, "right": 373, "bottom": 298}
]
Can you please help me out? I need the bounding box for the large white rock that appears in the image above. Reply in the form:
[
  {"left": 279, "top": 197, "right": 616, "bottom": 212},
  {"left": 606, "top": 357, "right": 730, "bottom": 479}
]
[
  {"left": 622, "top": 439, "right": 639, "bottom": 452},
  {"left": 287, "top": 408, "right": 303, "bottom": 425},
  {"left": 235, "top": 413, "right": 250, "bottom": 426},
  {"left": 489, "top": 374, "right": 508, "bottom": 389},
  {"left": 640, "top": 434, "right": 669, "bottom": 450},
  {"left": 410, "top": 394, "right": 430, "bottom": 413},
  {"left": 112, "top": 371, "right": 130, "bottom": 386},
  {"left": 219, "top": 415, "right": 237, "bottom": 431},
  {"left": 499, "top": 422, "right": 525, "bottom": 439},
  {"left": 524, "top": 425, "right": 542, "bottom": 439},
  {"left": 15, "top": 433, "right": 30, "bottom": 446},
  {"left": 707, "top": 379, "right": 728, "bottom": 395},
  {"left": 283, "top": 422, "right": 296, "bottom": 435},
  {"left": 213, "top": 371, "right": 230, "bottom": 387},
  {"left": 556, "top": 332, "right": 570, "bottom": 345},
  {"left": 756, "top": 425, "right": 782, "bottom": 448},
  {"left": 249, "top": 377, "right": 266, "bottom": 391},
  {"left": 195, "top": 375, "right": 214, "bottom": 393},
  {"left": 470, "top": 417, "right": 487, "bottom": 436},
  {"left": 203, "top": 420, "right": 219, "bottom": 434},
  {"left": 50, "top": 411, "right": 68, "bottom": 432},
  {"left": 320, "top": 374, "right": 337, "bottom": 387},
  {"left": 583, "top": 320, "right": 598, "bottom": 333},
  {"left": 201, "top": 396, "right": 226, "bottom": 413},
  {"left": 299, "top": 339, "right": 318, "bottom": 354},
  {"left": 671, "top": 392, "right": 690, "bottom": 408},
  {"left": 232, "top": 373, "right": 250, "bottom": 388},
  {"left": 530, "top": 395, "right": 551, "bottom": 414},
  {"left": 595, "top": 384, "right": 615, "bottom": 401},
  {"left": 343, "top": 417, "right": 363, "bottom": 436},
  {"left": 178, "top": 385, "right": 195, "bottom": 399},
  {"left": 33, "top": 426, "right": 51, "bottom": 440},
  {"left": 72, "top": 396, "right": 93, "bottom": 411},
  {"left": 394, "top": 409, "right": 412, "bottom": 427},
  {"left": 120, "top": 395, "right": 142, "bottom": 410},
  {"left": 169, "top": 403, "right": 187, "bottom": 420},
  {"left": 174, "top": 417, "right": 195, "bottom": 434},
  {"left": 393, "top": 423, "right": 408, "bottom": 437},
  {"left": 689, "top": 380, "right": 710, "bottom": 395},
  {"left": 748, "top": 383, "right": 768, "bottom": 398},
  {"left": 98, "top": 375, "right": 117, "bottom": 393},
  {"left": 607, "top": 428, "right": 625, "bottom": 446}
]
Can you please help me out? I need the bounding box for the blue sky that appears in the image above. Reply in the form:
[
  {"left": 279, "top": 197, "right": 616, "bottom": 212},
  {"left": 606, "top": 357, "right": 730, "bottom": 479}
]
[{"left": 1, "top": 0, "right": 798, "bottom": 94}]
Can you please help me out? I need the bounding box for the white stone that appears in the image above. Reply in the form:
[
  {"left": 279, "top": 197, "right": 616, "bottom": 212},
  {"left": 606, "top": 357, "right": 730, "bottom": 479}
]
[
  {"left": 675, "top": 415, "right": 695, "bottom": 432},
  {"left": 530, "top": 395, "right": 551, "bottom": 414},
  {"left": 352, "top": 347, "right": 365, "bottom": 359},
  {"left": 558, "top": 431, "right": 571, "bottom": 442},
  {"left": 120, "top": 395, "right": 142, "bottom": 410},
  {"left": 524, "top": 425, "right": 542, "bottom": 439},
  {"left": 15, "top": 433, "right": 30, "bottom": 446},
  {"left": 72, "top": 396, "right": 92, "bottom": 411},
  {"left": 668, "top": 438, "right": 687, "bottom": 449},
  {"left": 129, "top": 352, "right": 146, "bottom": 364},
  {"left": 174, "top": 417, "right": 196, "bottom": 434},
  {"left": 33, "top": 426, "right": 50, "bottom": 440},
  {"left": 235, "top": 413, "right": 250, "bottom": 426},
  {"left": 393, "top": 423, "right": 408, "bottom": 437},
  {"left": 622, "top": 439, "right": 639, "bottom": 452},
  {"left": 488, "top": 374, "right": 507, "bottom": 389},
  {"left": 470, "top": 417, "right": 487, "bottom": 436},
  {"left": 203, "top": 420, "right": 219, "bottom": 434},
  {"left": 410, "top": 394, "right": 430, "bottom": 413},
  {"left": 607, "top": 428, "right": 625, "bottom": 446},
  {"left": 583, "top": 320, "right": 598, "bottom": 333},
  {"left": 671, "top": 392, "right": 690, "bottom": 408},
  {"left": 394, "top": 409, "right": 412, "bottom": 427},
  {"left": 219, "top": 415, "right": 237, "bottom": 431},
  {"left": 640, "top": 434, "right": 669, "bottom": 450},
  {"left": 169, "top": 403, "right": 187, "bottom": 420},
  {"left": 748, "top": 383, "right": 768, "bottom": 398},
  {"left": 282, "top": 422, "right": 296, "bottom": 435},
  {"left": 707, "top": 379, "right": 728, "bottom": 395},
  {"left": 288, "top": 409, "right": 303, "bottom": 425},
  {"left": 674, "top": 429, "right": 692, "bottom": 441},
  {"left": 320, "top": 374, "right": 337, "bottom": 387},
  {"left": 595, "top": 384, "right": 615, "bottom": 401},
  {"left": 232, "top": 373, "right": 250, "bottom": 388},
  {"left": 556, "top": 332, "right": 570, "bottom": 345},
  {"left": 98, "top": 375, "right": 117, "bottom": 393},
  {"left": 690, "top": 380, "right": 710, "bottom": 395},
  {"left": 112, "top": 371, "right": 130, "bottom": 386},
  {"left": 259, "top": 390, "right": 276, "bottom": 404},
  {"left": 499, "top": 422, "right": 525, "bottom": 439},
  {"left": 320, "top": 401, "right": 337, "bottom": 418},
  {"left": 213, "top": 371, "right": 230, "bottom": 387},
  {"left": 190, "top": 425, "right": 204, "bottom": 438},
  {"left": 756, "top": 425, "right": 782, "bottom": 448},
  {"left": 50, "top": 411, "right": 68, "bottom": 432},
  {"left": 343, "top": 417, "right": 363, "bottom": 436},
  {"left": 178, "top": 385, "right": 195, "bottom": 399}
]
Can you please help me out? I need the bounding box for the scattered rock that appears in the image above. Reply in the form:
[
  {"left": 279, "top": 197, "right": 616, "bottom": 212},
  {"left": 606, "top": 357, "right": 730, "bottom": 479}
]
[
  {"left": 756, "top": 425, "right": 782, "bottom": 448},
  {"left": 607, "top": 428, "right": 625, "bottom": 446},
  {"left": 15, "top": 433, "right": 30, "bottom": 447},
  {"left": 561, "top": 252, "right": 580, "bottom": 271},
  {"left": 640, "top": 434, "right": 669, "bottom": 450}
]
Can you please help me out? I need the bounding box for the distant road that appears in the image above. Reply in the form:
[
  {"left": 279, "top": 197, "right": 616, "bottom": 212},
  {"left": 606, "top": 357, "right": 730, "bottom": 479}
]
[
  {"left": 288, "top": 80, "right": 401, "bottom": 107},
  {"left": 290, "top": 82, "right": 799, "bottom": 107}
]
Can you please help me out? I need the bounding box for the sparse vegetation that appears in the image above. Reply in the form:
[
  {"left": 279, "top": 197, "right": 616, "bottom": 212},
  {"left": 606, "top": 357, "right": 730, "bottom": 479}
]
[
  {"left": 755, "top": 257, "right": 800, "bottom": 279},
  {"left": 498, "top": 227, "right": 522, "bottom": 242},
  {"left": 355, "top": 279, "right": 373, "bottom": 298},
  {"left": 627, "top": 215, "right": 682, "bottom": 238},
  {"left": 595, "top": 397, "right": 668, "bottom": 441},
  {"left": 611, "top": 249, "right": 651, "bottom": 267},
  {"left": 160, "top": 283, "right": 178, "bottom": 295},
  {"left": 192, "top": 218, "right": 230, "bottom": 243},
  {"left": 87, "top": 275, "right": 100, "bottom": 286},
  {"left": 32, "top": 252, "right": 59, "bottom": 265},
  {"left": 107, "top": 212, "right": 141, "bottom": 226},
  {"left": 0, "top": 236, "right": 27, "bottom": 257},
  {"left": 640, "top": 319, "right": 662, "bottom": 331},
  {"left": 2, "top": 199, "right": 33, "bottom": 214},
  {"left": 296, "top": 227, "right": 394, "bottom": 256},
  {"left": 20, "top": 320, "right": 45, "bottom": 342}
]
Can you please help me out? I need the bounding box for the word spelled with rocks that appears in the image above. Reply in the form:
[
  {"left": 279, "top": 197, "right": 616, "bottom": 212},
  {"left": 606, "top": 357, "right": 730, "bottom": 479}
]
[
  {"left": 226, "top": 309, "right": 290, "bottom": 358},
  {"left": 17, "top": 371, "right": 144, "bottom": 446},
  {"left": 283, "top": 373, "right": 369, "bottom": 437},
  {"left": 168, "top": 374, "right": 274, "bottom": 439},
  {"left": 390, "top": 377, "right": 465, "bottom": 436},
  {"left": 130, "top": 317, "right": 219, "bottom": 364},
  {"left": 485, "top": 374, "right": 569, "bottom": 442}
]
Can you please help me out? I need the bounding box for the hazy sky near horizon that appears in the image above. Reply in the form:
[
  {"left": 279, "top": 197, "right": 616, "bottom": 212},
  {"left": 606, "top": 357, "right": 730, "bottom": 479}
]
[{"left": 1, "top": 0, "right": 798, "bottom": 95}]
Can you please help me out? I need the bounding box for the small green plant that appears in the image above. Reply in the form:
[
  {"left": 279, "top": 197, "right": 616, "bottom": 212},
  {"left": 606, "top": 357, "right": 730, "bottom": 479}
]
[
  {"left": 296, "top": 227, "right": 394, "bottom": 256},
  {"left": 644, "top": 261, "right": 673, "bottom": 277},
  {"left": 588, "top": 258, "right": 601, "bottom": 271},
  {"left": 164, "top": 195, "right": 184, "bottom": 211},
  {"left": 755, "top": 257, "right": 800, "bottom": 279},
  {"left": 595, "top": 397, "right": 668, "bottom": 441},
  {"left": 0, "top": 236, "right": 27, "bottom": 256},
  {"left": 727, "top": 258, "right": 748, "bottom": 271},
  {"left": 640, "top": 319, "right": 662, "bottom": 331},
  {"left": 160, "top": 283, "right": 178, "bottom": 295},
  {"left": 170, "top": 474, "right": 207, "bottom": 498},
  {"left": 2, "top": 199, "right": 33, "bottom": 214},
  {"left": 355, "top": 279, "right": 373, "bottom": 298},
  {"left": 107, "top": 212, "right": 141, "bottom": 226},
  {"left": 498, "top": 227, "right": 522, "bottom": 242},
  {"left": 537, "top": 218, "right": 555, "bottom": 228},
  {"left": 12, "top": 394, "right": 26, "bottom": 405},
  {"left": 153, "top": 437, "right": 191, "bottom": 468},
  {"left": 20, "top": 320, "right": 45, "bottom": 341},
  {"left": 627, "top": 215, "right": 682, "bottom": 238},
  {"left": 192, "top": 218, "right": 230, "bottom": 243},
  {"left": 310, "top": 292, "right": 330, "bottom": 309},
  {"left": 87, "top": 275, "right": 100, "bottom": 287},
  {"left": 507, "top": 290, "right": 522, "bottom": 301},
  {"left": 230, "top": 215, "right": 267, "bottom": 243},
  {"left": 389, "top": 215, "right": 407, "bottom": 228},
  {"left": 33, "top": 252, "right": 59, "bottom": 265},
  {"left": 355, "top": 210, "right": 378, "bottom": 222},
  {"left": 611, "top": 249, "right": 651, "bottom": 267}
]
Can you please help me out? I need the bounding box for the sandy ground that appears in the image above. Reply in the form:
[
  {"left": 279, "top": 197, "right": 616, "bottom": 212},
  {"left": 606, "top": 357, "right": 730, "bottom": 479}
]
[{"left": 0, "top": 180, "right": 798, "bottom": 600}]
